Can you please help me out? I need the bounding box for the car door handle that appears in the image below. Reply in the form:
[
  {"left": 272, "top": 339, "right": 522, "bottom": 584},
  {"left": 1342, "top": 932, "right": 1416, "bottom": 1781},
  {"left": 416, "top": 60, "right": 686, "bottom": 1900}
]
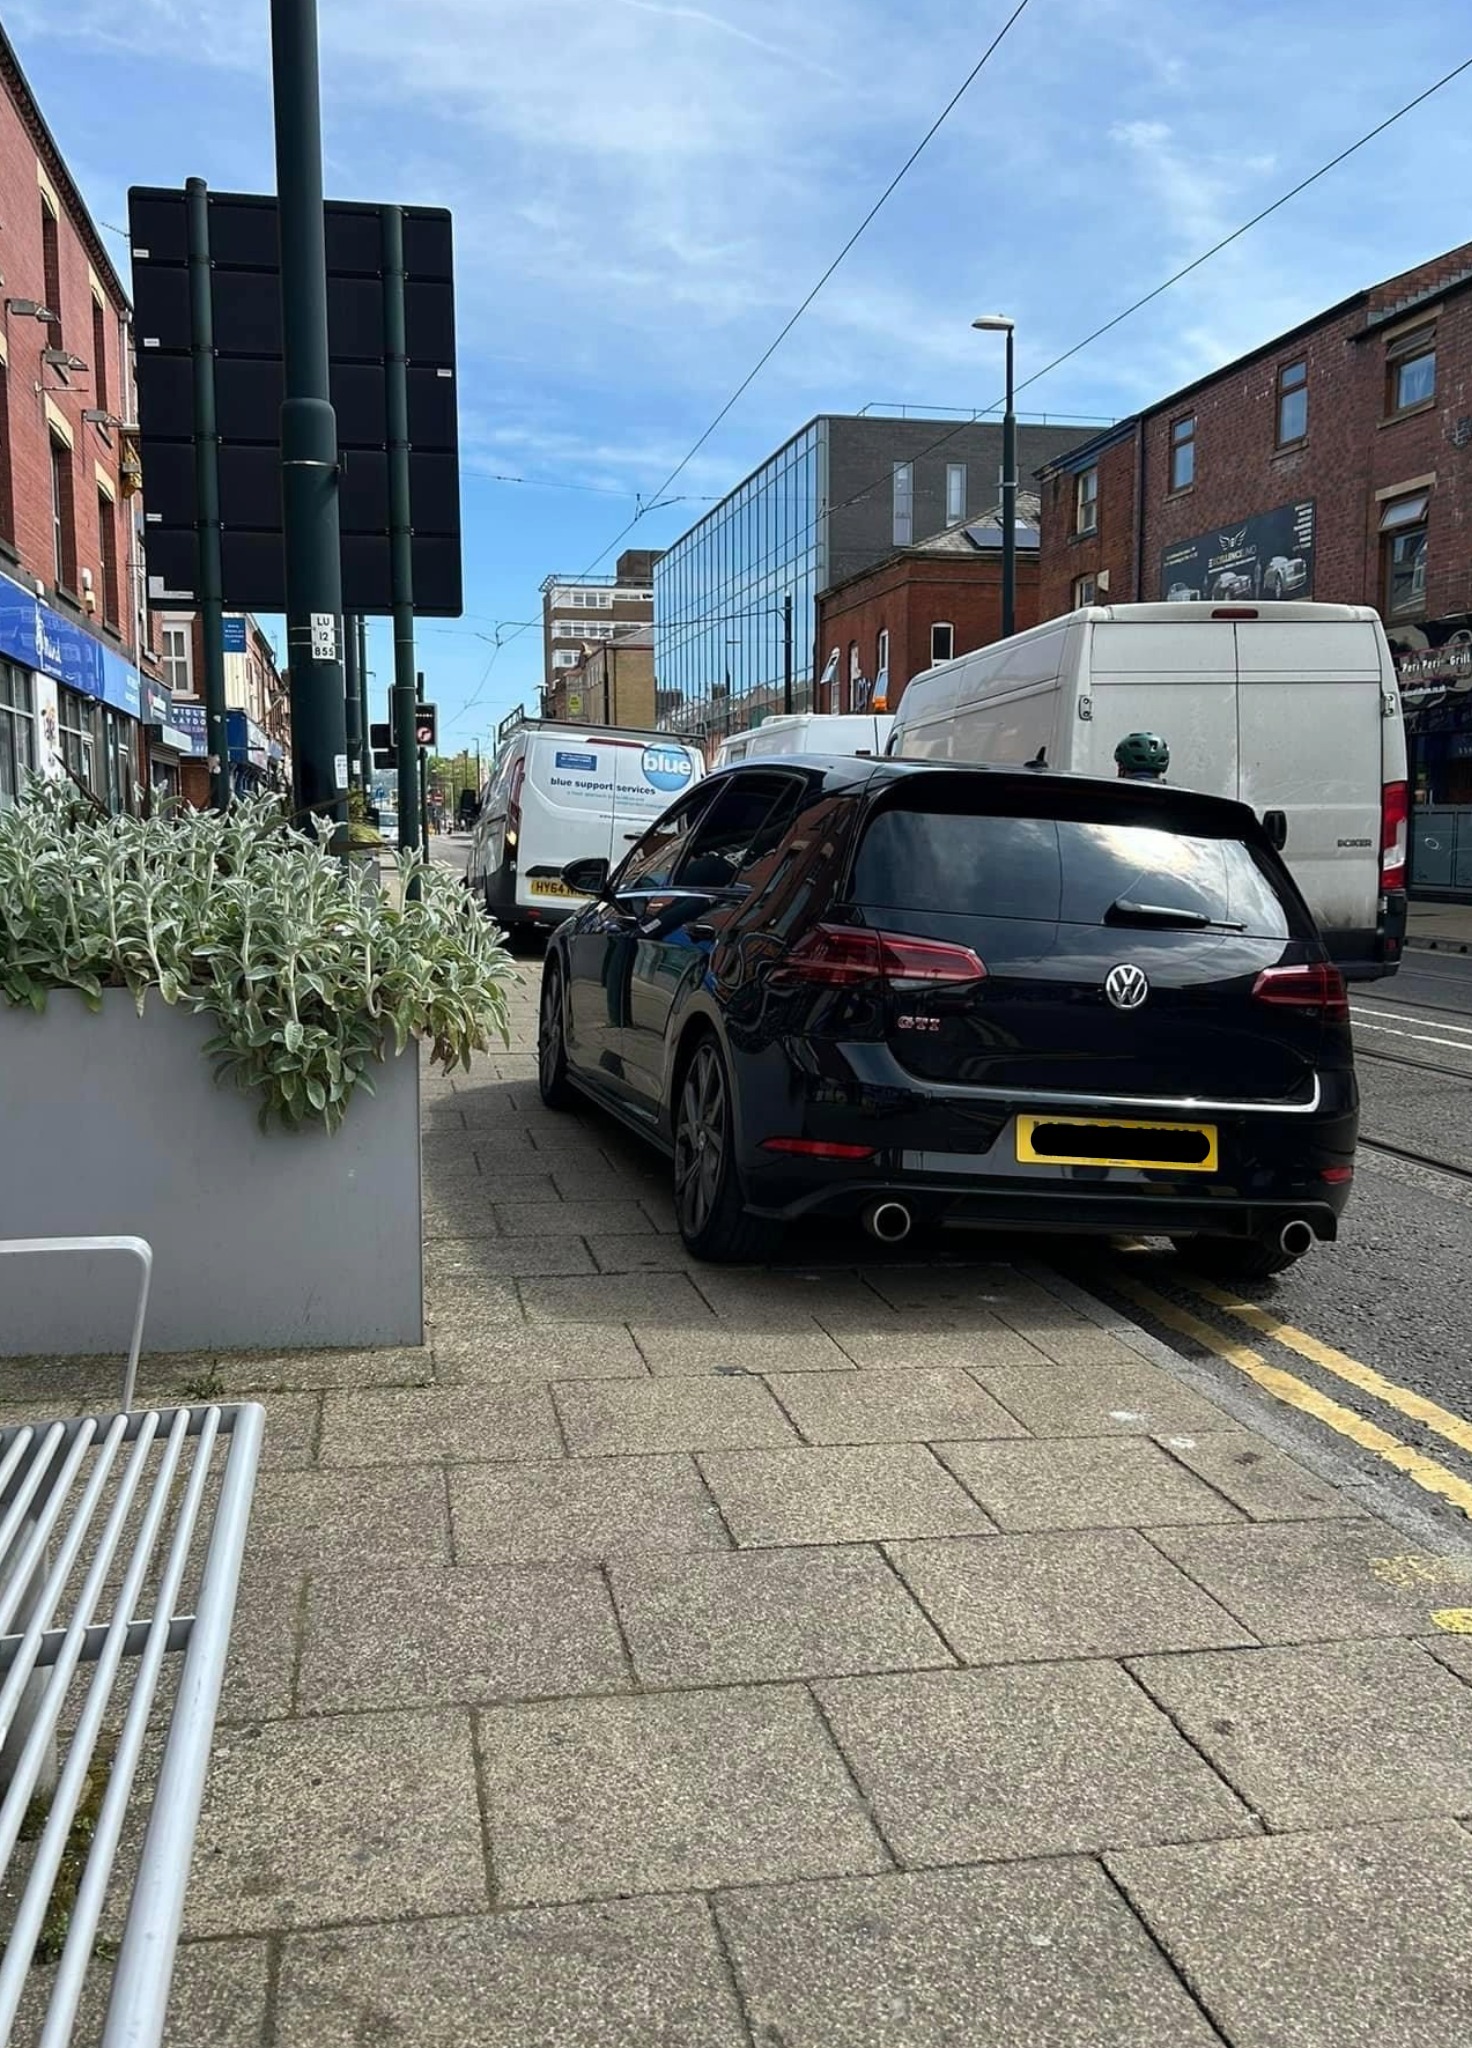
[{"left": 688, "top": 920, "right": 717, "bottom": 943}]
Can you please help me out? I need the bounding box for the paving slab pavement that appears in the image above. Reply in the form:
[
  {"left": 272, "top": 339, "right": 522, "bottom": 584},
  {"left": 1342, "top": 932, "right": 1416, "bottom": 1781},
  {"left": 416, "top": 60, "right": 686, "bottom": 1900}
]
[{"left": 12, "top": 979, "right": 1472, "bottom": 2046}]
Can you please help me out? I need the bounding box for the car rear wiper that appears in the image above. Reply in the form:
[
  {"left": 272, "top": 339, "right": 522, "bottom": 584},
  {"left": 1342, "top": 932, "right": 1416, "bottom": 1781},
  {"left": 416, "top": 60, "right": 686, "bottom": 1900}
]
[{"left": 1105, "top": 898, "right": 1246, "bottom": 932}]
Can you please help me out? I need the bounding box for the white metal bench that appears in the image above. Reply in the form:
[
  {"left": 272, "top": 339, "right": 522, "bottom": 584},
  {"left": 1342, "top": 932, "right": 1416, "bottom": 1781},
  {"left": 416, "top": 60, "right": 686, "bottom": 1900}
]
[{"left": 0, "top": 1236, "right": 263, "bottom": 2046}]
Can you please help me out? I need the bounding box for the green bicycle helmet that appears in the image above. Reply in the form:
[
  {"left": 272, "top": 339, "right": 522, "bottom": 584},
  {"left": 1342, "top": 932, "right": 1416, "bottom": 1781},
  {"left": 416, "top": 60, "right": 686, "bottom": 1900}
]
[{"left": 1114, "top": 731, "right": 1170, "bottom": 778}]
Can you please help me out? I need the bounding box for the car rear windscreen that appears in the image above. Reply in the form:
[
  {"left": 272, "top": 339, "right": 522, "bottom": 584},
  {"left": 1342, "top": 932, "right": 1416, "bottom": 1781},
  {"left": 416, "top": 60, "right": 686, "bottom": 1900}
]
[{"left": 853, "top": 802, "right": 1292, "bottom": 938}]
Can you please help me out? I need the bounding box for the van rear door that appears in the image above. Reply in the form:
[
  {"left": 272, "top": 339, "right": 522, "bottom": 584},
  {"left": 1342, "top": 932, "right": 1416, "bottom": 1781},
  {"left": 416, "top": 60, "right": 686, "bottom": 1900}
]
[
  {"left": 521, "top": 734, "right": 623, "bottom": 907},
  {"left": 1233, "top": 619, "right": 1384, "bottom": 946},
  {"left": 1079, "top": 620, "right": 1240, "bottom": 797}
]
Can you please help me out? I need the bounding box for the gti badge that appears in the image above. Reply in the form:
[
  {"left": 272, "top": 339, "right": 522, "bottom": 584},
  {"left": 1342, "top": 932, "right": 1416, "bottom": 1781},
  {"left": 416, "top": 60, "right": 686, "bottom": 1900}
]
[{"left": 1105, "top": 963, "right": 1150, "bottom": 1011}]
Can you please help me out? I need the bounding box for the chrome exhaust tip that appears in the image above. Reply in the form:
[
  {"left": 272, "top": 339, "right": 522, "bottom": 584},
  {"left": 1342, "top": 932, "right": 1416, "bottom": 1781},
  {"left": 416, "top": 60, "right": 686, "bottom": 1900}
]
[
  {"left": 1279, "top": 1218, "right": 1315, "bottom": 1258},
  {"left": 864, "top": 1200, "right": 913, "bottom": 1244}
]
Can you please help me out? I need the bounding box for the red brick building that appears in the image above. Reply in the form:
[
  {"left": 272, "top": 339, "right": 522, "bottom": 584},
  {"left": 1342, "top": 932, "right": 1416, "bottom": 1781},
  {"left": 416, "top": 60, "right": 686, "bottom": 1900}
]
[
  {"left": 0, "top": 26, "right": 153, "bottom": 813},
  {"left": 1035, "top": 242, "right": 1472, "bottom": 887},
  {"left": 815, "top": 507, "right": 1042, "bottom": 714}
]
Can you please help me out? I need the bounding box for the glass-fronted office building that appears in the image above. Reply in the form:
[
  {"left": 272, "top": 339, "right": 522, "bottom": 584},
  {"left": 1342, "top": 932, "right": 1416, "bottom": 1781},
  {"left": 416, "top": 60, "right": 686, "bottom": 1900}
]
[
  {"left": 654, "top": 414, "right": 1092, "bottom": 738},
  {"left": 655, "top": 423, "right": 824, "bottom": 739}
]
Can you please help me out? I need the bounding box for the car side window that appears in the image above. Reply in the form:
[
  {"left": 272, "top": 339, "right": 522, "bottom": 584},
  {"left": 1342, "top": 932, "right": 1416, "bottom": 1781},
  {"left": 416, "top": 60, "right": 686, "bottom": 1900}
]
[
  {"left": 673, "top": 773, "right": 808, "bottom": 892},
  {"left": 614, "top": 787, "right": 719, "bottom": 894}
]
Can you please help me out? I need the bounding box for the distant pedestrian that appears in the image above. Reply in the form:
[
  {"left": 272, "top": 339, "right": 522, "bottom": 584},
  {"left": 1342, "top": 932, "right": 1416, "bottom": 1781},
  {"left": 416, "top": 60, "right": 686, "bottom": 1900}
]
[{"left": 1114, "top": 731, "right": 1170, "bottom": 783}]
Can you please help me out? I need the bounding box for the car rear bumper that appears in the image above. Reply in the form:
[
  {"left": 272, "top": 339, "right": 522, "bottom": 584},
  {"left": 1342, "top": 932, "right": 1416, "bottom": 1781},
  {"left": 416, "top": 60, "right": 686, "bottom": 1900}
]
[
  {"left": 1326, "top": 892, "right": 1407, "bottom": 981},
  {"left": 736, "top": 1055, "right": 1356, "bottom": 1242}
]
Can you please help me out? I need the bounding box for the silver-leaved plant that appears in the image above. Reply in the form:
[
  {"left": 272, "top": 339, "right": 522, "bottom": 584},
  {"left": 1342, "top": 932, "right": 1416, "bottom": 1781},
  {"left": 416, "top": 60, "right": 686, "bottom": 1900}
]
[{"left": 0, "top": 780, "right": 516, "bottom": 1132}]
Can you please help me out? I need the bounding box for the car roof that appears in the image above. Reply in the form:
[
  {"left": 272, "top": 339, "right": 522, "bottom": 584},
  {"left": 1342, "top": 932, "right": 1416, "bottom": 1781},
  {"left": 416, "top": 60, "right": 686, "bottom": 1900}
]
[{"left": 706, "top": 753, "right": 1267, "bottom": 840}]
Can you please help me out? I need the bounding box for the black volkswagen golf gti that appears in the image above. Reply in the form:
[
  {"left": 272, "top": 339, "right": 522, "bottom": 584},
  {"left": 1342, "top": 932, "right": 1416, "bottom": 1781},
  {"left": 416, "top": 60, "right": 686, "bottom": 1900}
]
[{"left": 537, "top": 757, "right": 1357, "bottom": 1274}]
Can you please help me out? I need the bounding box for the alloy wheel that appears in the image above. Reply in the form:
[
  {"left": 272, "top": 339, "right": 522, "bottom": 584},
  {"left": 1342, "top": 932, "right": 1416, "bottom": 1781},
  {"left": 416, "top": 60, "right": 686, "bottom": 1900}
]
[
  {"left": 539, "top": 970, "right": 564, "bottom": 1093},
  {"left": 675, "top": 1043, "right": 727, "bottom": 1239}
]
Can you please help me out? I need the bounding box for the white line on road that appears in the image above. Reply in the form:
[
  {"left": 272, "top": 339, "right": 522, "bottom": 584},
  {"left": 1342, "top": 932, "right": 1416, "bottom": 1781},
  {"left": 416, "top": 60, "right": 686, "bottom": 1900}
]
[
  {"left": 1352, "top": 1018, "right": 1472, "bottom": 1054},
  {"left": 1352, "top": 1002, "right": 1472, "bottom": 1032}
]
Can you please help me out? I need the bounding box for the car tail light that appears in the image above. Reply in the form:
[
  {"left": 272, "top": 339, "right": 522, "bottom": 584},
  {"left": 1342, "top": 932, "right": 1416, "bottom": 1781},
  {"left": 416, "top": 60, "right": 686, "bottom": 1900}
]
[
  {"left": 761, "top": 1137, "right": 875, "bottom": 1160},
  {"left": 1252, "top": 962, "right": 1349, "bottom": 1021},
  {"left": 1380, "top": 779, "right": 1409, "bottom": 893},
  {"left": 778, "top": 924, "right": 986, "bottom": 988},
  {"left": 506, "top": 755, "right": 526, "bottom": 851}
]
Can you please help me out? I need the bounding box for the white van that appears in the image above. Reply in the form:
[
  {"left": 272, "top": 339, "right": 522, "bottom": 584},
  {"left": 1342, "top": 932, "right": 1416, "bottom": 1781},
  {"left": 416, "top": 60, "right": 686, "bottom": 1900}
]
[
  {"left": 467, "top": 721, "right": 704, "bottom": 936},
  {"left": 713, "top": 712, "right": 894, "bottom": 769},
  {"left": 890, "top": 600, "right": 1408, "bottom": 979}
]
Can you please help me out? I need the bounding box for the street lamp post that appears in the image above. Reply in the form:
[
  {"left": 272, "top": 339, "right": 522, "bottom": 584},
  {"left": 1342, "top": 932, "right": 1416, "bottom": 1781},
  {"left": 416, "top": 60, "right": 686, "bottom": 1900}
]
[{"left": 972, "top": 315, "right": 1017, "bottom": 640}]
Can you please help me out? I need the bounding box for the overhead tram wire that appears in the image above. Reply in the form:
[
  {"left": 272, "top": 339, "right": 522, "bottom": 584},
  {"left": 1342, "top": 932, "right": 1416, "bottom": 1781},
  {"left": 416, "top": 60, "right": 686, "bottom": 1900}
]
[
  {"left": 650, "top": 51, "right": 1472, "bottom": 667},
  {"left": 570, "top": 0, "right": 1039, "bottom": 579}
]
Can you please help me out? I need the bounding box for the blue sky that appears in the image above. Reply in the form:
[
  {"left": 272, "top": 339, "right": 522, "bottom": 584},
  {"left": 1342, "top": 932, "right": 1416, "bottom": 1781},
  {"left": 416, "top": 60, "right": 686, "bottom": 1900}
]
[{"left": 9, "top": 0, "right": 1471, "bottom": 756}]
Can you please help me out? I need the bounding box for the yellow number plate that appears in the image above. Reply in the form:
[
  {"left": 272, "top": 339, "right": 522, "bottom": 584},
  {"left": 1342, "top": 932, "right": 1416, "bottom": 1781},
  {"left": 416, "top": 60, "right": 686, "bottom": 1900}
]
[
  {"left": 528, "top": 878, "right": 576, "bottom": 898},
  {"left": 1016, "top": 1115, "right": 1219, "bottom": 1172}
]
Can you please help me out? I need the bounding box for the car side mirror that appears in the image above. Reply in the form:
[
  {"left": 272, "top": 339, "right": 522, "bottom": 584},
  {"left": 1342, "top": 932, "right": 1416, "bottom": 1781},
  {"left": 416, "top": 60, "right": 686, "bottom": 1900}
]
[{"left": 562, "top": 855, "right": 611, "bottom": 898}]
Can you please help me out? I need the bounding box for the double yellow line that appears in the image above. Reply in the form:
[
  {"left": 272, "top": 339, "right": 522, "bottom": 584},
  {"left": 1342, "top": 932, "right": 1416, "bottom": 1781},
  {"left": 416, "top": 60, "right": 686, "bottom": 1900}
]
[{"left": 1111, "top": 1269, "right": 1472, "bottom": 1520}]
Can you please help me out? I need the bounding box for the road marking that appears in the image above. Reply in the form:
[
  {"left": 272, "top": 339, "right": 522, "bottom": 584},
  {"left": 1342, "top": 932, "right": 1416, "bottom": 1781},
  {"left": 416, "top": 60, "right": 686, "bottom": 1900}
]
[
  {"left": 1109, "top": 1271, "right": 1472, "bottom": 1520},
  {"left": 1189, "top": 1282, "right": 1472, "bottom": 1459},
  {"left": 1433, "top": 1609, "right": 1472, "bottom": 1632},
  {"left": 1352, "top": 1002, "right": 1472, "bottom": 1035},
  {"left": 1352, "top": 1018, "right": 1472, "bottom": 1054}
]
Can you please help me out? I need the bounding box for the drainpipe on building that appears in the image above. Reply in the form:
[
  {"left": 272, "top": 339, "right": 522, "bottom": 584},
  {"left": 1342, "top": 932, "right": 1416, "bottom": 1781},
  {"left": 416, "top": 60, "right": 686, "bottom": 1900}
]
[{"left": 1133, "top": 420, "right": 1147, "bottom": 603}]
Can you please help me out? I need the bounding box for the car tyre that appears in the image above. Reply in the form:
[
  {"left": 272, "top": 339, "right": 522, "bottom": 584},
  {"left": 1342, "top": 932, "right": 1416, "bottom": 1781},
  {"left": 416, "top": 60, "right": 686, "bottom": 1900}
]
[
  {"left": 673, "top": 1036, "right": 779, "bottom": 1263},
  {"left": 537, "top": 962, "right": 577, "bottom": 1110},
  {"left": 1170, "top": 1233, "right": 1303, "bottom": 1281}
]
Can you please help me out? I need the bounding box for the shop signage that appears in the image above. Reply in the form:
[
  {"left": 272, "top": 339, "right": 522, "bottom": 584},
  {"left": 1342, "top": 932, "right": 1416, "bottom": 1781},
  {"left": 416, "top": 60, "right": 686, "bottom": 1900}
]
[
  {"left": 1388, "top": 613, "right": 1472, "bottom": 700},
  {"left": 226, "top": 710, "right": 270, "bottom": 769},
  {"left": 168, "top": 703, "right": 209, "bottom": 757},
  {"left": 1161, "top": 500, "right": 1316, "bottom": 604},
  {"left": 0, "top": 568, "right": 142, "bottom": 719}
]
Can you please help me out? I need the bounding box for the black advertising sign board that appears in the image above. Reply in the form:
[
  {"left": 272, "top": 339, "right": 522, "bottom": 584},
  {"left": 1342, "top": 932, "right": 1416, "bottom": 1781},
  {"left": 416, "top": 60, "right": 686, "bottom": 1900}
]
[
  {"left": 414, "top": 704, "right": 438, "bottom": 750},
  {"left": 369, "top": 722, "right": 393, "bottom": 751},
  {"left": 128, "top": 188, "right": 461, "bottom": 617},
  {"left": 1160, "top": 500, "right": 1315, "bottom": 604}
]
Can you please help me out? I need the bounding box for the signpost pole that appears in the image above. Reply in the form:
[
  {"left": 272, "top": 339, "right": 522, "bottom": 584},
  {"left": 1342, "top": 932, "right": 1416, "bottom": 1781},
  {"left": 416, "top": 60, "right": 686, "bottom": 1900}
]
[
  {"left": 270, "top": 0, "right": 347, "bottom": 823},
  {"left": 343, "top": 611, "right": 361, "bottom": 787},
  {"left": 382, "top": 204, "right": 420, "bottom": 861},
  {"left": 416, "top": 670, "right": 430, "bottom": 857},
  {"left": 356, "top": 616, "right": 373, "bottom": 792},
  {"left": 185, "top": 177, "right": 229, "bottom": 812}
]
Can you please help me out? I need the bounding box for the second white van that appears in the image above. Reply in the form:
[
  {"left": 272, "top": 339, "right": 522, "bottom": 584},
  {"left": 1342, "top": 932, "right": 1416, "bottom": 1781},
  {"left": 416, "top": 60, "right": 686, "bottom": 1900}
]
[
  {"left": 889, "top": 600, "right": 1408, "bottom": 979},
  {"left": 467, "top": 721, "right": 704, "bottom": 937},
  {"left": 713, "top": 712, "right": 894, "bottom": 769}
]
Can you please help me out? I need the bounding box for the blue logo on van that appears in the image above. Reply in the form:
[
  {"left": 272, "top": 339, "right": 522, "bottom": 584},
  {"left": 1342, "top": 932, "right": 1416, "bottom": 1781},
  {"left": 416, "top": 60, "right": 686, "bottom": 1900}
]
[
  {"left": 555, "top": 750, "right": 598, "bottom": 771},
  {"left": 642, "top": 745, "right": 693, "bottom": 793}
]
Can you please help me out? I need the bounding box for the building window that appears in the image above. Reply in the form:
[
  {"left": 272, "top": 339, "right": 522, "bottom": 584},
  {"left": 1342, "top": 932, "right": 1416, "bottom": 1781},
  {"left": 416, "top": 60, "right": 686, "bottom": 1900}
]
[
  {"left": 876, "top": 627, "right": 890, "bottom": 687},
  {"left": 58, "top": 687, "right": 99, "bottom": 795},
  {"left": 1169, "top": 415, "right": 1196, "bottom": 492},
  {"left": 1276, "top": 359, "right": 1308, "bottom": 447},
  {"left": 1073, "top": 574, "right": 1098, "bottom": 607},
  {"left": 98, "top": 490, "right": 120, "bottom": 627},
  {"left": 0, "top": 364, "right": 13, "bottom": 546},
  {"left": 892, "top": 462, "right": 913, "bottom": 546},
  {"left": 50, "top": 435, "right": 76, "bottom": 590},
  {"left": 551, "top": 649, "right": 581, "bottom": 670},
  {"left": 931, "top": 622, "right": 954, "bottom": 664},
  {"left": 91, "top": 296, "right": 109, "bottom": 416},
  {"left": 102, "top": 706, "right": 134, "bottom": 815},
  {"left": 1381, "top": 491, "right": 1429, "bottom": 619},
  {"left": 0, "top": 662, "right": 36, "bottom": 809},
  {"left": 1386, "top": 325, "right": 1436, "bottom": 417},
  {"left": 1074, "top": 467, "right": 1099, "bottom": 534},
  {"left": 41, "top": 199, "right": 62, "bottom": 352},
  {"left": 161, "top": 622, "right": 193, "bottom": 696},
  {"left": 945, "top": 463, "right": 966, "bottom": 524}
]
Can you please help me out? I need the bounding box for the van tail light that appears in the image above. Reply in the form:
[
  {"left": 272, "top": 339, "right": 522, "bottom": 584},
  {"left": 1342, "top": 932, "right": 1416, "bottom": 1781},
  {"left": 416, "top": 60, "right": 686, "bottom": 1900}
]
[
  {"left": 778, "top": 925, "right": 986, "bottom": 989},
  {"left": 1211, "top": 607, "right": 1258, "bottom": 620},
  {"left": 506, "top": 755, "right": 526, "bottom": 850},
  {"left": 1380, "top": 779, "right": 1409, "bottom": 893},
  {"left": 1251, "top": 963, "right": 1349, "bottom": 1022}
]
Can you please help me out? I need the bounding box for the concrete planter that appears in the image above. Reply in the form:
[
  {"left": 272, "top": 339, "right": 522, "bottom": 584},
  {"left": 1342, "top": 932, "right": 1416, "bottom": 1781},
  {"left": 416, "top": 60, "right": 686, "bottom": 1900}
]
[{"left": 0, "top": 992, "right": 422, "bottom": 1356}]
